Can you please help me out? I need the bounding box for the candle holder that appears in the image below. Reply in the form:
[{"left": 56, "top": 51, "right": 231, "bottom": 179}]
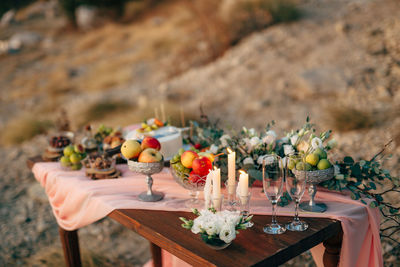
[
  {"left": 238, "top": 193, "right": 253, "bottom": 227},
  {"left": 211, "top": 194, "right": 224, "bottom": 211},
  {"left": 224, "top": 181, "right": 237, "bottom": 211}
]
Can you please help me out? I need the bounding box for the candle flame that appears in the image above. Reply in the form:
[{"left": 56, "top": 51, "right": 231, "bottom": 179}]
[
  {"left": 227, "top": 147, "right": 233, "bottom": 154},
  {"left": 213, "top": 166, "right": 218, "bottom": 170},
  {"left": 239, "top": 169, "right": 247, "bottom": 175}
]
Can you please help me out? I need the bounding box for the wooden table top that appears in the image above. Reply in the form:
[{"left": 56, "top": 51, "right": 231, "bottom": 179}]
[{"left": 28, "top": 156, "right": 342, "bottom": 267}]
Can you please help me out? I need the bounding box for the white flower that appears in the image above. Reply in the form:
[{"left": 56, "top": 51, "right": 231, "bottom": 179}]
[
  {"left": 262, "top": 130, "right": 276, "bottom": 145},
  {"left": 311, "top": 137, "right": 323, "bottom": 149},
  {"left": 250, "top": 136, "right": 261, "bottom": 148},
  {"left": 284, "top": 145, "right": 295, "bottom": 155},
  {"left": 243, "top": 157, "right": 254, "bottom": 165},
  {"left": 208, "top": 144, "right": 219, "bottom": 154},
  {"left": 219, "top": 134, "right": 231, "bottom": 147},
  {"left": 204, "top": 218, "right": 221, "bottom": 236},
  {"left": 191, "top": 219, "right": 202, "bottom": 234},
  {"left": 327, "top": 139, "right": 337, "bottom": 149},
  {"left": 290, "top": 134, "right": 299, "bottom": 146},
  {"left": 219, "top": 224, "right": 236, "bottom": 243},
  {"left": 248, "top": 128, "right": 256, "bottom": 136},
  {"left": 264, "top": 155, "right": 276, "bottom": 165},
  {"left": 334, "top": 165, "right": 340, "bottom": 176}
]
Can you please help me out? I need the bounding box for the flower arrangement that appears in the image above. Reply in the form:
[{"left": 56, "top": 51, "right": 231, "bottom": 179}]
[
  {"left": 187, "top": 115, "right": 399, "bottom": 245},
  {"left": 180, "top": 208, "right": 253, "bottom": 249}
]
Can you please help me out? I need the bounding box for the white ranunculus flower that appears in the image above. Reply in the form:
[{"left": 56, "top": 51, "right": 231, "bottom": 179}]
[
  {"left": 248, "top": 128, "right": 256, "bottom": 136},
  {"left": 219, "top": 134, "right": 231, "bottom": 147},
  {"left": 264, "top": 155, "right": 276, "bottom": 165},
  {"left": 262, "top": 130, "right": 276, "bottom": 145},
  {"left": 191, "top": 219, "right": 202, "bottom": 234},
  {"left": 250, "top": 136, "right": 261, "bottom": 148},
  {"left": 242, "top": 137, "right": 251, "bottom": 151},
  {"left": 208, "top": 144, "right": 219, "bottom": 154},
  {"left": 243, "top": 157, "right": 255, "bottom": 165},
  {"left": 204, "top": 218, "right": 221, "bottom": 236},
  {"left": 311, "top": 137, "right": 323, "bottom": 149},
  {"left": 290, "top": 134, "right": 299, "bottom": 146},
  {"left": 219, "top": 224, "right": 236, "bottom": 243},
  {"left": 284, "top": 145, "right": 295, "bottom": 156}
]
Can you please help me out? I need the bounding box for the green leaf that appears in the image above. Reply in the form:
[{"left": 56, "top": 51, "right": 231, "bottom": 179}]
[
  {"left": 369, "top": 182, "right": 376, "bottom": 190},
  {"left": 369, "top": 201, "right": 377, "bottom": 208},
  {"left": 389, "top": 207, "right": 399, "bottom": 214},
  {"left": 361, "top": 199, "right": 367, "bottom": 205},
  {"left": 344, "top": 156, "right": 354, "bottom": 165}
]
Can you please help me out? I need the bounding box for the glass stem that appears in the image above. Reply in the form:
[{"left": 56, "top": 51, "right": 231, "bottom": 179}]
[
  {"left": 294, "top": 200, "right": 300, "bottom": 222},
  {"left": 271, "top": 201, "right": 277, "bottom": 224}
]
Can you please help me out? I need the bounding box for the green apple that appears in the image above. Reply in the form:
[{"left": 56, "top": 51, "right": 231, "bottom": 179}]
[
  {"left": 60, "top": 156, "right": 70, "bottom": 166},
  {"left": 63, "top": 145, "right": 74, "bottom": 157},
  {"left": 70, "top": 153, "right": 82, "bottom": 164},
  {"left": 317, "top": 159, "right": 332, "bottom": 170},
  {"left": 314, "top": 148, "right": 327, "bottom": 159},
  {"left": 287, "top": 159, "right": 296, "bottom": 170},
  {"left": 71, "top": 163, "right": 82, "bottom": 170},
  {"left": 306, "top": 153, "right": 320, "bottom": 166},
  {"left": 296, "top": 162, "right": 312, "bottom": 171}
]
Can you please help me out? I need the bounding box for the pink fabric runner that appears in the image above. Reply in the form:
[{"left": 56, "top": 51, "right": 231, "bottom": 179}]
[{"left": 32, "top": 162, "right": 383, "bottom": 267}]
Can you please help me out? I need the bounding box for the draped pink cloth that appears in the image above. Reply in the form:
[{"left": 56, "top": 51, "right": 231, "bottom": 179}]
[{"left": 32, "top": 162, "right": 382, "bottom": 267}]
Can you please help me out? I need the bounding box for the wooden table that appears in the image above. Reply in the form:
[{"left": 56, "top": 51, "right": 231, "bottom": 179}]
[{"left": 28, "top": 157, "right": 343, "bottom": 267}]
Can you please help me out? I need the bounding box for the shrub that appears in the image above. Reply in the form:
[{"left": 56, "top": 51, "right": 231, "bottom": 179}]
[{"left": 326, "top": 106, "right": 376, "bottom": 132}]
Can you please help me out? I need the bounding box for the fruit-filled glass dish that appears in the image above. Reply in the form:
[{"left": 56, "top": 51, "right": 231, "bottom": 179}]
[
  {"left": 170, "top": 167, "right": 207, "bottom": 208},
  {"left": 89, "top": 155, "right": 116, "bottom": 173}
]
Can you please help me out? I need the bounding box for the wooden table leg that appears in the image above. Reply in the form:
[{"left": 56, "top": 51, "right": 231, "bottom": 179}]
[
  {"left": 150, "top": 242, "right": 162, "bottom": 267},
  {"left": 59, "top": 227, "right": 82, "bottom": 267},
  {"left": 323, "top": 225, "right": 343, "bottom": 267}
]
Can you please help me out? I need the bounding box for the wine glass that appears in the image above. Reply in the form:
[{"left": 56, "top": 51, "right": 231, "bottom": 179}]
[
  {"left": 286, "top": 154, "right": 309, "bottom": 231},
  {"left": 262, "top": 155, "right": 286, "bottom": 234}
]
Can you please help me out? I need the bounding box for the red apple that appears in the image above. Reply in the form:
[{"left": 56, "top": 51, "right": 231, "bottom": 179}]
[
  {"left": 138, "top": 148, "right": 163, "bottom": 163},
  {"left": 192, "top": 156, "right": 212, "bottom": 176},
  {"left": 189, "top": 171, "right": 206, "bottom": 186},
  {"left": 141, "top": 136, "right": 161, "bottom": 151},
  {"left": 181, "top": 150, "right": 198, "bottom": 168},
  {"left": 194, "top": 143, "right": 202, "bottom": 149}
]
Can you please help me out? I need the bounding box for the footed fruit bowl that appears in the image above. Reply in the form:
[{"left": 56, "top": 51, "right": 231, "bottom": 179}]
[
  {"left": 170, "top": 167, "right": 207, "bottom": 208},
  {"left": 293, "top": 167, "right": 335, "bottom": 213},
  {"left": 128, "top": 159, "right": 164, "bottom": 202}
]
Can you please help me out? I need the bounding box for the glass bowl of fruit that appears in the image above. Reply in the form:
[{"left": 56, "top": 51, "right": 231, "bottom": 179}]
[
  {"left": 289, "top": 150, "right": 334, "bottom": 213},
  {"left": 59, "top": 144, "right": 87, "bottom": 171},
  {"left": 170, "top": 149, "right": 214, "bottom": 208},
  {"left": 89, "top": 155, "right": 116, "bottom": 173}
]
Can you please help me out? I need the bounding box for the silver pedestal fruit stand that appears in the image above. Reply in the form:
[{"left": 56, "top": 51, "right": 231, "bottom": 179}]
[
  {"left": 294, "top": 167, "right": 334, "bottom": 212},
  {"left": 128, "top": 158, "right": 164, "bottom": 202}
]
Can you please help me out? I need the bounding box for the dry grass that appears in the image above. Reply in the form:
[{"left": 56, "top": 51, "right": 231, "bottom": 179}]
[
  {"left": 1, "top": 114, "right": 53, "bottom": 145},
  {"left": 26, "top": 246, "right": 115, "bottom": 267},
  {"left": 326, "top": 106, "right": 377, "bottom": 132}
]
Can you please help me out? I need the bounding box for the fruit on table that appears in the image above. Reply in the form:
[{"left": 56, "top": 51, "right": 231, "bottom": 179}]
[
  {"left": 92, "top": 156, "right": 112, "bottom": 170},
  {"left": 74, "top": 144, "right": 85, "bottom": 153},
  {"left": 50, "top": 136, "right": 71, "bottom": 148},
  {"left": 317, "top": 159, "right": 332, "bottom": 170},
  {"left": 287, "top": 158, "right": 297, "bottom": 170},
  {"left": 70, "top": 153, "right": 82, "bottom": 164},
  {"left": 60, "top": 156, "right": 70, "bottom": 166},
  {"left": 314, "top": 148, "right": 327, "bottom": 159},
  {"left": 121, "top": 140, "right": 142, "bottom": 159},
  {"left": 181, "top": 151, "right": 199, "bottom": 168},
  {"left": 141, "top": 136, "right": 161, "bottom": 151},
  {"left": 192, "top": 156, "right": 212, "bottom": 176},
  {"left": 198, "top": 152, "right": 215, "bottom": 163},
  {"left": 63, "top": 145, "right": 74, "bottom": 157},
  {"left": 296, "top": 162, "right": 312, "bottom": 171},
  {"left": 138, "top": 148, "right": 163, "bottom": 163},
  {"left": 71, "top": 163, "right": 82, "bottom": 170},
  {"left": 306, "top": 153, "right": 320, "bottom": 166}
]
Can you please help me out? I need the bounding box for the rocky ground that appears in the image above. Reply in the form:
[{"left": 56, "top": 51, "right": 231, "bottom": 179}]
[{"left": 0, "top": 0, "right": 399, "bottom": 266}]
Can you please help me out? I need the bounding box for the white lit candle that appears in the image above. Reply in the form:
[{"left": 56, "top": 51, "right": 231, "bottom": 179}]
[
  {"left": 238, "top": 170, "right": 249, "bottom": 197},
  {"left": 212, "top": 168, "right": 221, "bottom": 198},
  {"left": 227, "top": 148, "right": 236, "bottom": 194}
]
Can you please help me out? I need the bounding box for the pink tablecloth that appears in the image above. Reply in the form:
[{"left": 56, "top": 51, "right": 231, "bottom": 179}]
[{"left": 32, "top": 162, "right": 383, "bottom": 267}]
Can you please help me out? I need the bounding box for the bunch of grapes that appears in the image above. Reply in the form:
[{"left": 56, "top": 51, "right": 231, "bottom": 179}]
[{"left": 170, "top": 148, "right": 190, "bottom": 179}]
